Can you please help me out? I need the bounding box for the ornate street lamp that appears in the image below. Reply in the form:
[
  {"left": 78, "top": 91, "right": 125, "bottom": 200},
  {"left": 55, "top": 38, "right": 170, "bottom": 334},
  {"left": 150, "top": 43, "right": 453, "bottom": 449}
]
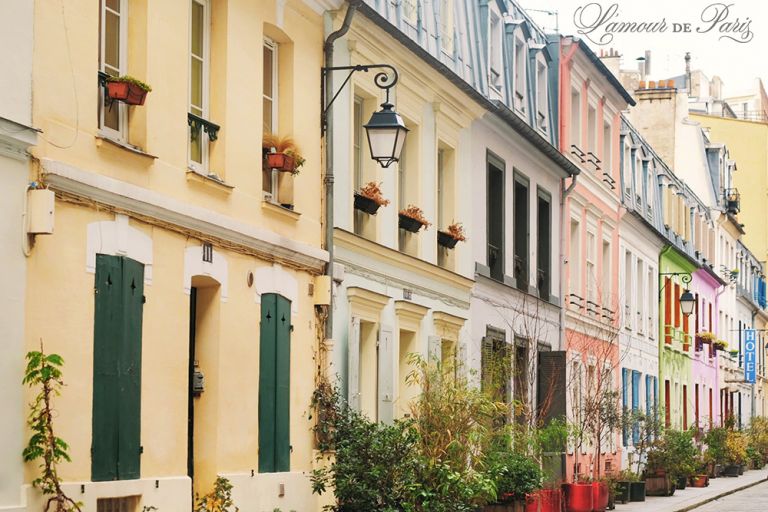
[
  {"left": 679, "top": 289, "right": 696, "bottom": 317},
  {"left": 322, "top": 64, "right": 408, "bottom": 167}
]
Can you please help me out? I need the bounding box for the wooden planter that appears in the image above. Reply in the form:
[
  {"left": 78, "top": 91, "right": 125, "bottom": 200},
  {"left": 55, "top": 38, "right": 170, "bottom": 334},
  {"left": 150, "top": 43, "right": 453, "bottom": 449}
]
[
  {"left": 398, "top": 213, "right": 426, "bottom": 233},
  {"left": 265, "top": 152, "right": 296, "bottom": 172},
  {"left": 437, "top": 230, "right": 460, "bottom": 249},
  {"left": 353, "top": 193, "right": 382, "bottom": 215},
  {"left": 645, "top": 475, "right": 675, "bottom": 496},
  {"left": 482, "top": 498, "right": 526, "bottom": 512},
  {"left": 629, "top": 481, "right": 646, "bottom": 502},
  {"left": 107, "top": 80, "right": 149, "bottom": 105}
]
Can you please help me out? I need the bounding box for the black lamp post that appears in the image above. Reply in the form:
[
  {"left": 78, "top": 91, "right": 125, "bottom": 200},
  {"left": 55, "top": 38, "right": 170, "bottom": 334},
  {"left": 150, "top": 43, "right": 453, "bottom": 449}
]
[{"left": 322, "top": 64, "right": 408, "bottom": 167}]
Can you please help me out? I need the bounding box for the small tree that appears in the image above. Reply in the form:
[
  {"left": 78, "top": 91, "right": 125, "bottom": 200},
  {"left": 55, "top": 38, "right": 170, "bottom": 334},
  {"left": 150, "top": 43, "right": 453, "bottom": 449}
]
[
  {"left": 22, "top": 343, "right": 82, "bottom": 512},
  {"left": 194, "top": 476, "right": 239, "bottom": 512}
]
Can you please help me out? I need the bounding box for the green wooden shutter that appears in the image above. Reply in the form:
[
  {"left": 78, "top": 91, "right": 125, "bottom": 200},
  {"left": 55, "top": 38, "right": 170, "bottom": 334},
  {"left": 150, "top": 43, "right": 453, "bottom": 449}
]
[
  {"left": 275, "top": 294, "right": 291, "bottom": 472},
  {"left": 258, "top": 293, "right": 277, "bottom": 473},
  {"left": 93, "top": 255, "right": 122, "bottom": 481},
  {"left": 92, "top": 254, "right": 144, "bottom": 481},
  {"left": 119, "top": 257, "right": 144, "bottom": 479}
]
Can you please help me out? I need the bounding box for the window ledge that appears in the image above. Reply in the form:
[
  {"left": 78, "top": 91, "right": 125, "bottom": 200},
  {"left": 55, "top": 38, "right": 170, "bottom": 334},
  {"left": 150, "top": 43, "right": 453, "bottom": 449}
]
[
  {"left": 262, "top": 200, "right": 301, "bottom": 221},
  {"left": 185, "top": 170, "right": 234, "bottom": 193},
  {"left": 96, "top": 132, "right": 157, "bottom": 159}
]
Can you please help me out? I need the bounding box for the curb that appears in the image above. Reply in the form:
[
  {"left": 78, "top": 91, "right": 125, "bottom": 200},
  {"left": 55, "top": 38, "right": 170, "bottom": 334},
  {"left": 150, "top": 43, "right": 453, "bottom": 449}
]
[{"left": 674, "top": 476, "right": 768, "bottom": 512}]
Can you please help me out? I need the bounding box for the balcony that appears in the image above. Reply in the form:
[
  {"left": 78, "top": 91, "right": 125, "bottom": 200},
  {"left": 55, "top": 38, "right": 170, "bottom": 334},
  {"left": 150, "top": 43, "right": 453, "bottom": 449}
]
[{"left": 724, "top": 188, "right": 740, "bottom": 214}]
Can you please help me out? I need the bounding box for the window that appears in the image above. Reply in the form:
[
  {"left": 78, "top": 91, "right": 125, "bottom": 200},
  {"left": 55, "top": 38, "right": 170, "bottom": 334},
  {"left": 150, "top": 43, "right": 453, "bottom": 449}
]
[
  {"left": 570, "top": 89, "right": 581, "bottom": 148},
  {"left": 569, "top": 219, "right": 581, "bottom": 300},
  {"left": 602, "top": 238, "right": 611, "bottom": 311},
  {"left": 489, "top": 8, "right": 503, "bottom": 94},
  {"left": 437, "top": 146, "right": 455, "bottom": 268},
  {"left": 487, "top": 156, "right": 505, "bottom": 281},
  {"left": 92, "top": 255, "right": 144, "bottom": 481},
  {"left": 263, "top": 39, "right": 277, "bottom": 134},
  {"left": 189, "top": 0, "right": 211, "bottom": 171},
  {"left": 481, "top": 328, "right": 510, "bottom": 425},
  {"left": 439, "top": 0, "right": 454, "bottom": 54},
  {"left": 587, "top": 104, "right": 597, "bottom": 154},
  {"left": 514, "top": 37, "right": 526, "bottom": 111},
  {"left": 636, "top": 258, "right": 644, "bottom": 333},
  {"left": 624, "top": 251, "right": 632, "bottom": 328},
  {"left": 97, "top": 497, "right": 139, "bottom": 512},
  {"left": 99, "top": 0, "right": 127, "bottom": 139},
  {"left": 514, "top": 338, "right": 529, "bottom": 425},
  {"left": 353, "top": 97, "right": 365, "bottom": 235},
  {"left": 602, "top": 122, "right": 611, "bottom": 173},
  {"left": 623, "top": 144, "right": 632, "bottom": 197},
  {"left": 402, "top": 0, "right": 418, "bottom": 25},
  {"left": 622, "top": 368, "right": 630, "bottom": 446},
  {"left": 648, "top": 267, "right": 655, "bottom": 339},
  {"left": 537, "top": 190, "right": 551, "bottom": 300},
  {"left": 586, "top": 230, "right": 596, "bottom": 303},
  {"left": 513, "top": 174, "right": 529, "bottom": 291},
  {"left": 536, "top": 61, "right": 547, "bottom": 130},
  {"left": 258, "top": 293, "right": 291, "bottom": 473}
]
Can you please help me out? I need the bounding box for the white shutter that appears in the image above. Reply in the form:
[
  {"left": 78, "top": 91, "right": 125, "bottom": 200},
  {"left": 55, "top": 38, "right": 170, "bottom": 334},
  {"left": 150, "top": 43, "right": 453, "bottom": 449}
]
[
  {"left": 428, "top": 335, "right": 442, "bottom": 364},
  {"left": 379, "top": 325, "right": 394, "bottom": 424},
  {"left": 348, "top": 317, "right": 361, "bottom": 411}
]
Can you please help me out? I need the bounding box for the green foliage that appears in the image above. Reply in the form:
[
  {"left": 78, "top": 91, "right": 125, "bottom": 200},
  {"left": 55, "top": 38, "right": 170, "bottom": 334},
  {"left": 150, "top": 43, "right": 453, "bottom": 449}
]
[
  {"left": 535, "top": 419, "right": 569, "bottom": 454},
  {"left": 704, "top": 427, "right": 729, "bottom": 465},
  {"left": 22, "top": 344, "right": 82, "bottom": 512},
  {"left": 194, "top": 476, "right": 239, "bottom": 512},
  {"left": 747, "top": 417, "right": 768, "bottom": 466},
  {"left": 106, "top": 74, "right": 152, "bottom": 92},
  {"left": 664, "top": 429, "right": 699, "bottom": 479},
  {"left": 486, "top": 451, "right": 543, "bottom": 501},
  {"left": 724, "top": 430, "right": 748, "bottom": 465}
]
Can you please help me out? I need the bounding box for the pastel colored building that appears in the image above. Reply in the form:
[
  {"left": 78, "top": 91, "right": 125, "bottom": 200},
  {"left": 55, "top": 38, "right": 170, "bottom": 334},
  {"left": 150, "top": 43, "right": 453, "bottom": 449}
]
[
  {"left": 555, "top": 35, "right": 634, "bottom": 479},
  {"left": 22, "top": 0, "right": 330, "bottom": 510}
]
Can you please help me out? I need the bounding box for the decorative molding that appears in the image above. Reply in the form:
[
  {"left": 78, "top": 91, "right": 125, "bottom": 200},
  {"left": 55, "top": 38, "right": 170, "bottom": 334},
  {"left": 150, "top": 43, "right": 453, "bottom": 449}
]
[
  {"left": 395, "top": 300, "right": 429, "bottom": 332},
  {"left": 347, "top": 286, "right": 390, "bottom": 323},
  {"left": 87, "top": 214, "right": 153, "bottom": 283},
  {"left": 433, "top": 311, "right": 467, "bottom": 342},
  {"left": 41, "top": 158, "right": 328, "bottom": 272},
  {"left": 253, "top": 263, "right": 299, "bottom": 315},
  {"left": 184, "top": 244, "right": 228, "bottom": 301}
]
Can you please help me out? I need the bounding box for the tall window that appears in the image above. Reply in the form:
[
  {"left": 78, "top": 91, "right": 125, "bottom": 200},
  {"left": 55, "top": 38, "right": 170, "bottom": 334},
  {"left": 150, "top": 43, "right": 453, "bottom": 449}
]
[
  {"left": 570, "top": 89, "right": 581, "bottom": 147},
  {"left": 623, "top": 144, "right": 632, "bottom": 198},
  {"left": 602, "top": 239, "right": 611, "bottom": 310},
  {"left": 636, "top": 258, "right": 644, "bottom": 333},
  {"left": 602, "top": 122, "right": 612, "bottom": 172},
  {"left": 536, "top": 61, "right": 547, "bottom": 130},
  {"left": 537, "top": 191, "right": 551, "bottom": 300},
  {"left": 402, "top": 0, "right": 418, "bottom": 25},
  {"left": 263, "top": 39, "right": 277, "bottom": 134},
  {"left": 487, "top": 156, "right": 505, "bottom": 281},
  {"left": 514, "top": 37, "right": 526, "bottom": 111},
  {"left": 586, "top": 230, "right": 596, "bottom": 303},
  {"left": 353, "top": 97, "right": 364, "bottom": 235},
  {"left": 569, "top": 219, "right": 581, "bottom": 300},
  {"left": 189, "top": 0, "right": 210, "bottom": 171},
  {"left": 489, "top": 9, "right": 503, "bottom": 94},
  {"left": 624, "top": 251, "right": 632, "bottom": 328},
  {"left": 587, "top": 105, "right": 597, "bottom": 154},
  {"left": 99, "top": 0, "right": 127, "bottom": 139},
  {"left": 513, "top": 174, "right": 529, "bottom": 291}
]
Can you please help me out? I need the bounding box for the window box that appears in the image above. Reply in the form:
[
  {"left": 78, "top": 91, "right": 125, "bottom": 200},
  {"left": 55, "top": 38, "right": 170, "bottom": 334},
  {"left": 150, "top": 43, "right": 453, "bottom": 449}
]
[
  {"left": 265, "top": 152, "right": 296, "bottom": 172},
  {"left": 354, "top": 193, "right": 381, "bottom": 215},
  {"left": 438, "top": 230, "right": 459, "bottom": 249},
  {"left": 106, "top": 77, "right": 151, "bottom": 106},
  {"left": 399, "top": 213, "right": 426, "bottom": 233}
]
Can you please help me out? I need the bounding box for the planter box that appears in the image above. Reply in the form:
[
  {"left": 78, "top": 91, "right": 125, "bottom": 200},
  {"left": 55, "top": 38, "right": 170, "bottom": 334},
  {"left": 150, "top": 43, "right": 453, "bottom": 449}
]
[
  {"left": 353, "top": 193, "right": 381, "bottom": 215},
  {"left": 562, "top": 483, "right": 593, "bottom": 512},
  {"left": 106, "top": 80, "right": 149, "bottom": 105},
  {"left": 398, "top": 213, "right": 425, "bottom": 233},
  {"left": 629, "top": 481, "right": 646, "bottom": 502},
  {"left": 614, "top": 482, "right": 630, "bottom": 504},
  {"left": 723, "top": 465, "right": 740, "bottom": 477},
  {"left": 676, "top": 476, "right": 688, "bottom": 490},
  {"left": 739, "top": 464, "right": 746, "bottom": 475},
  {"left": 483, "top": 499, "right": 526, "bottom": 512},
  {"left": 645, "top": 475, "right": 675, "bottom": 496},
  {"left": 437, "top": 230, "right": 459, "bottom": 249},
  {"left": 265, "top": 152, "right": 296, "bottom": 172},
  {"left": 592, "top": 482, "right": 609, "bottom": 512},
  {"left": 690, "top": 475, "right": 709, "bottom": 487},
  {"left": 526, "top": 489, "right": 561, "bottom": 512}
]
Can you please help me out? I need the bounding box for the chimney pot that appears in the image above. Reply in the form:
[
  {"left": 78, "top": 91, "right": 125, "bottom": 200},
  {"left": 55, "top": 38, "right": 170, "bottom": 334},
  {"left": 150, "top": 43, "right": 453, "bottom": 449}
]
[
  {"left": 639, "top": 80, "right": 647, "bottom": 89},
  {"left": 649, "top": 80, "right": 656, "bottom": 89}
]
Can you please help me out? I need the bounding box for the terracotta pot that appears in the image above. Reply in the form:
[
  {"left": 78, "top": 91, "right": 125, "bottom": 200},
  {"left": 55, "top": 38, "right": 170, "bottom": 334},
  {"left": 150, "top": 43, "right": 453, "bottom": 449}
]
[
  {"left": 265, "top": 152, "right": 296, "bottom": 172},
  {"left": 106, "top": 80, "right": 148, "bottom": 105},
  {"left": 526, "top": 489, "right": 561, "bottom": 512},
  {"left": 592, "top": 481, "right": 609, "bottom": 512},
  {"left": 645, "top": 475, "right": 674, "bottom": 496},
  {"left": 690, "top": 475, "right": 709, "bottom": 487},
  {"left": 562, "top": 483, "right": 593, "bottom": 512}
]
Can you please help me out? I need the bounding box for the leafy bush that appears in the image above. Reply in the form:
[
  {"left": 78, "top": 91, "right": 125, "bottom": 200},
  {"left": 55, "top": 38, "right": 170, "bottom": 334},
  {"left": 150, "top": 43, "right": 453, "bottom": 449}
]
[
  {"left": 487, "top": 451, "right": 543, "bottom": 502},
  {"left": 704, "top": 427, "right": 728, "bottom": 466},
  {"left": 194, "top": 476, "right": 238, "bottom": 512},
  {"left": 664, "top": 429, "right": 699, "bottom": 479},
  {"left": 724, "top": 430, "right": 748, "bottom": 465},
  {"left": 748, "top": 417, "right": 768, "bottom": 464}
]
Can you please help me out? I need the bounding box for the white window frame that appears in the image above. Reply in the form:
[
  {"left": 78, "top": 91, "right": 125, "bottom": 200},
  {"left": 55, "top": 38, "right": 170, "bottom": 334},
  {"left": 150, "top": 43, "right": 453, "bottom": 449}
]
[
  {"left": 570, "top": 87, "right": 581, "bottom": 148},
  {"left": 488, "top": 6, "right": 503, "bottom": 95},
  {"left": 586, "top": 228, "right": 597, "bottom": 303},
  {"left": 99, "top": 0, "right": 128, "bottom": 141},
  {"left": 189, "top": 0, "right": 211, "bottom": 174},
  {"left": 587, "top": 102, "right": 597, "bottom": 154},
  {"left": 602, "top": 119, "right": 612, "bottom": 173},
  {"left": 263, "top": 37, "right": 278, "bottom": 135},
  {"left": 513, "top": 33, "right": 527, "bottom": 112},
  {"left": 535, "top": 56, "right": 548, "bottom": 131}
]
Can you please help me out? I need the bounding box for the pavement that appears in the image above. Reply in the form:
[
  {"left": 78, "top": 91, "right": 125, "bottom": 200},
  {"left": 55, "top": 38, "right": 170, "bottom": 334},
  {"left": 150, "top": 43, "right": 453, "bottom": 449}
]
[
  {"left": 693, "top": 479, "right": 768, "bottom": 511},
  {"left": 615, "top": 468, "right": 768, "bottom": 512}
]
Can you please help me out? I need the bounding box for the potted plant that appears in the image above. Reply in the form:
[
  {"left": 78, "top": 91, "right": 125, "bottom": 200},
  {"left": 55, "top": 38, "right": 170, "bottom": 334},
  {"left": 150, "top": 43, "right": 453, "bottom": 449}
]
[
  {"left": 723, "top": 430, "right": 747, "bottom": 477},
  {"left": 561, "top": 478, "right": 593, "bottom": 512},
  {"left": 487, "top": 451, "right": 543, "bottom": 512},
  {"left": 644, "top": 437, "right": 675, "bottom": 496},
  {"left": 526, "top": 484, "right": 562, "bottom": 512},
  {"left": 591, "top": 478, "right": 610, "bottom": 512},
  {"left": 729, "top": 349, "right": 740, "bottom": 359},
  {"left": 713, "top": 340, "right": 728, "bottom": 352},
  {"left": 704, "top": 427, "right": 728, "bottom": 477},
  {"left": 398, "top": 205, "right": 430, "bottom": 233},
  {"left": 354, "top": 181, "right": 390, "bottom": 215},
  {"left": 262, "top": 134, "right": 305, "bottom": 174},
  {"left": 438, "top": 222, "right": 467, "bottom": 249},
  {"left": 106, "top": 75, "right": 152, "bottom": 105}
]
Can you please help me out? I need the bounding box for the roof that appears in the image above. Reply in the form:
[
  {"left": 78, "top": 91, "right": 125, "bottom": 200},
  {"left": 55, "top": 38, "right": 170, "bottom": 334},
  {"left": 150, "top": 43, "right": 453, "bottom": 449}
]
[{"left": 573, "top": 38, "right": 636, "bottom": 106}]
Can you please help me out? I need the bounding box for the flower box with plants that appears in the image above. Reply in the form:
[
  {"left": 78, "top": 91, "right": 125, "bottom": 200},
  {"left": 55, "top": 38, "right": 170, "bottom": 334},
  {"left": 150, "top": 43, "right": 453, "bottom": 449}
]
[
  {"left": 262, "top": 134, "right": 305, "bottom": 174},
  {"left": 398, "top": 205, "right": 430, "bottom": 233},
  {"left": 106, "top": 75, "right": 152, "bottom": 105},
  {"left": 437, "top": 222, "right": 467, "bottom": 249},
  {"left": 354, "top": 181, "right": 390, "bottom": 215},
  {"left": 713, "top": 339, "right": 728, "bottom": 352}
]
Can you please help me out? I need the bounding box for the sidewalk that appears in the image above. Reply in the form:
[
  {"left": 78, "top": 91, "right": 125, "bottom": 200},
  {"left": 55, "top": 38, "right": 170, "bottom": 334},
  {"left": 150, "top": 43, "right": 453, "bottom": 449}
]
[{"left": 616, "top": 468, "right": 768, "bottom": 512}]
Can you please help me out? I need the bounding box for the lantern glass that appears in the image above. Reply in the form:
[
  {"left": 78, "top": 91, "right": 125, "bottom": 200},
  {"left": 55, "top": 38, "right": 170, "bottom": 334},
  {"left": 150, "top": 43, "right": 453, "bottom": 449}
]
[
  {"left": 364, "top": 103, "right": 409, "bottom": 168},
  {"left": 680, "top": 289, "right": 696, "bottom": 316}
]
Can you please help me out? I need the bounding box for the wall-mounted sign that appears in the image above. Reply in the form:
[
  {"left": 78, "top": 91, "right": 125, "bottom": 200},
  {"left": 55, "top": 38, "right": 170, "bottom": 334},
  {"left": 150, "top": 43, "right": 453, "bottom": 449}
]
[{"left": 744, "top": 328, "right": 756, "bottom": 384}]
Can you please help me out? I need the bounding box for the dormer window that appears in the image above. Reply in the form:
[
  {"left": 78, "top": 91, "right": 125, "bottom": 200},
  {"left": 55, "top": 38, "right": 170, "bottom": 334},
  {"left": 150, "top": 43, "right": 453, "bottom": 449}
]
[
  {"left": 535, "top": 60, "right": 547, "bottom": 130},
  {"left": 489, "top": 8, "right": 503, "bottom": 95},
  {"left": 513, "top": 35, "right": 526, "bottom": 111}
]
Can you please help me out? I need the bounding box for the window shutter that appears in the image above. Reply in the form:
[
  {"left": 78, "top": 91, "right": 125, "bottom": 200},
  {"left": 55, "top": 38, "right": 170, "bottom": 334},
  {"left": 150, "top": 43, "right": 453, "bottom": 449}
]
[
  {"left": 275, "top": 295, "right": 291, "bottom": 472},
  {"left": 480, "top": 336, "right": 494, "bottom": 393},
  {"left": 118, "top": 257, "right": 144, "bottom": 479},
  {"left": 258, "top": 293, "right": 277, "bottom": 473},
  {"left": 348, "top": 317, "right": 361, "bottom": 411},
  {"left": 536, "top": 350, "right": 566, "bottom": 427},
  {"left": 622, "top": 368, "right": 629, "bottom": 446},
  {"left": 645, "top": 375, "right": 652, "bottom": 418},
  {"left": 428, "top": 335, "right": 442, "bottom": 365},
  {"left": 632, "top": 370, "right": 641, "bottom": 445},
  {"left": 378, "top": 326, "right": 394, "bottom": 424},
  {"left": 92, "top": 255, "right": 122, "bottom": 481}
]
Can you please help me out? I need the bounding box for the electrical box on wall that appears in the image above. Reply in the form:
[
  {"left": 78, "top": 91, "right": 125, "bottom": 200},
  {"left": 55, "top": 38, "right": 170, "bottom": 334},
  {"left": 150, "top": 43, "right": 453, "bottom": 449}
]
[
  {"left": 193, "top": 363, "right": 205, "bottom": 396},
  {"left": 313, "top": 275, "right": 331, "bottom": 306},
  {"left": 27, "top": 188, "right": 55, "bottom": 234}
]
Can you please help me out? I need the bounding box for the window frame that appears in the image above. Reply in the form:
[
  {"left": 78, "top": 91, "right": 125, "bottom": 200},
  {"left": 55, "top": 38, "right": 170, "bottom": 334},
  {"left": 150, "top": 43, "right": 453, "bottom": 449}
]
[
  {"left": 535, "top": 58, "right": 548, "bottom": 131},
  {"left": 513, "top": 33, "right": 527, "bottom": 112},
  {"left": 189, "top": 0, "right": 212, "bottom": 173},
  {"left": 488, "top": 6, "right": 503, "bottom": 95},
  {"left": 263, "top": 37, "right": 278, "bottom": 135},
  {"left": 99, "top": 0, "right": 128, "bottom": 141}
]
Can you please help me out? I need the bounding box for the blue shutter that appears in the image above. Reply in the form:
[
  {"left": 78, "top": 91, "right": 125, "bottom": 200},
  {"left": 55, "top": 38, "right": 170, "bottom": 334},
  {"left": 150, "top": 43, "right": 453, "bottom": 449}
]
[
  {"left": 645, "top": 375, "right": 652, "bottom": 419},
  {"left": 622, "top": 368, "right": 629, "bottom": 446},
  {"left": 632, "top": 371, "right": 641, "bottom": 444}
]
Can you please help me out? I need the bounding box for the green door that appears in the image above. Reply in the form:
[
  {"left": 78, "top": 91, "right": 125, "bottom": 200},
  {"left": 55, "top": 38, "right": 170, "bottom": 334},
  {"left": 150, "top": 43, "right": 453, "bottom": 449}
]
[
  {"left": 92, "top": 254, "right": 144, "bottom": 481},
  {"left": 258, "top": 293, "right": 291, "bottom": 473}
]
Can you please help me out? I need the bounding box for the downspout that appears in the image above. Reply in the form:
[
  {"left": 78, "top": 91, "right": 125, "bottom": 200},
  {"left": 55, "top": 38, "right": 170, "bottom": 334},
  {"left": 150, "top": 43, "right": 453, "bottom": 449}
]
[
  {"left": 323, "top": 0, "right": 360, "bottom": 340},
  {"left": 559, "top": 175, "right": 578, "bottom": 350}
]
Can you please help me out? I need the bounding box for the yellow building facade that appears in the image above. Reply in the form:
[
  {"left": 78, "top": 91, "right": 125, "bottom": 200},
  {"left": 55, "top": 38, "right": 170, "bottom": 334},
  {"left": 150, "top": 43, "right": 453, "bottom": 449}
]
[{"left": 23, "top": 0, "right": 329, "bottom": 510}]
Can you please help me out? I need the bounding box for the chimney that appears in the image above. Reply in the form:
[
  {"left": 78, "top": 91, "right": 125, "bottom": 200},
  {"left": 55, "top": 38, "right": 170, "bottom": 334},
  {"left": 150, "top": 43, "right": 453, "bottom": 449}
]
[{"left": 600, "top": 48, "right": 622, "bottom": 80}]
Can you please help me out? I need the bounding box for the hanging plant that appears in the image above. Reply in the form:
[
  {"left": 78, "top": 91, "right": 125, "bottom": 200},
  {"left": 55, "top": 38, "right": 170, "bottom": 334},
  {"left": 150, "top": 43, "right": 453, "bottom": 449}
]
[
  {"left": 713, "top": 340, "right": 728, "bottom": 351},
  {"left": 106, "top": 75, "right": 152, "bottom": 106},
  {"left": 262, "top": 134, "right": 305, "bottom": 175},
  {"left": 438, "top": 222, "right": 467, "bottom": 249},
  {"left": 22, "top": 342, "right": 82, "bottom": 512},
  {"left": 354, "top": 181, "right": 390, "bottom": 215},
  {"left": 398, "top": 204, "right": 431, "bottom": 233}
]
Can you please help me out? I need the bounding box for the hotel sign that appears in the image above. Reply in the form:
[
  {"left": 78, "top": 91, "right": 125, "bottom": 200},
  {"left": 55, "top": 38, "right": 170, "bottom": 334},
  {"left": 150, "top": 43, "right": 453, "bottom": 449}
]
[{"left": 745, "top": 329, "right": 757, "bottom": 384}]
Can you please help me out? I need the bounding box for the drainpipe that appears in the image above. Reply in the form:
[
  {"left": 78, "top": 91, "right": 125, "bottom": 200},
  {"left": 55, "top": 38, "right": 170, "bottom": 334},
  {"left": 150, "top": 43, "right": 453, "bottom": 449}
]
[
  {"left": 323, "top": 0, "right": 360, "bottom": 340},
  {"left": 559, "top": 175, "right": 578, "bottom": 350}
]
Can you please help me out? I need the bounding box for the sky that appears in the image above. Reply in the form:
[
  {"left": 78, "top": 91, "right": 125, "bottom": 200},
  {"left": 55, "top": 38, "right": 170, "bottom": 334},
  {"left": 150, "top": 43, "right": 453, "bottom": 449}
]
[{"left": 519, "top": 0, "right": 768, "bottom": 96}]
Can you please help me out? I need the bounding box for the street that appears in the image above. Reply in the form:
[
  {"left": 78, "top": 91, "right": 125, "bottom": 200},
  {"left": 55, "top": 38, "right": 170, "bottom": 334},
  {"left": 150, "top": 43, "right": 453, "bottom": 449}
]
[{"left": 694, "top": 479, "right": 768, "bottom": 511}]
